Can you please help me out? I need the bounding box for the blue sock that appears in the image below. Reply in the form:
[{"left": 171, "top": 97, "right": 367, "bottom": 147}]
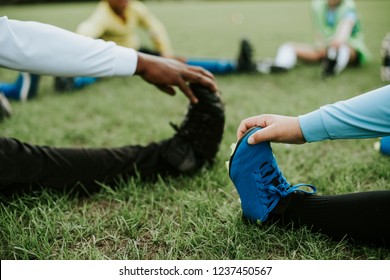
[
  {"left": 73, "top": 77, "right": 98, "bottom": 89},
  {"left": 186, "top": 58, "right": 237, "bottom": 74},
  {"left": 0, "top": 74, "right": 22, "bottom": 98},
  {"left": 379, "top": 136, "right": 390, "bottom": 155},
  {"left": 0, "top": 73, "right": 40, "bottom": 101}
]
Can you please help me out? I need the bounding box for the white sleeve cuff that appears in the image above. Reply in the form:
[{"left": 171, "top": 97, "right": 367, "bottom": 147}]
[{"left": 113, "top": 46, "right": 138, "bottom": 76}]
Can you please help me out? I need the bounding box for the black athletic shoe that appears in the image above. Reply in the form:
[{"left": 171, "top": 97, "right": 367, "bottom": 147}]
[
  {"left": 381, "top": 33, "right": 390, "bottom": 82},
  {"left": 321, "top": 57, "right": 337, "bottom": 78},
  {"left": 321, "top": 48, "right": 338, "bottom": 78},
  {"left": 160, "top": 135, "right": 200, "bottom": 173},
  {"left": 237, "top": 39, "right": 256, "bottom": 72},
  {"left": 164, "top": 84, "right": 225, "bottom": 172},
  {"left": 256, "top": 59, "right": 288, "bottom": 74},
  {"left": 0, "top": 93, "right": 12, "bottom": 122},
  {"left": 54, "top": 77, "right": 75, "bottom": 92}
]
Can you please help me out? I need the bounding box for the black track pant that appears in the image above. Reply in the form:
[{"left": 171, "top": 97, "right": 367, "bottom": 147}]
[
  {"left": 0, "top": 137, "right": 175, "bottom": 193},
  {"left": 271, "top": 191, "right": 390, "bottom": 246}
]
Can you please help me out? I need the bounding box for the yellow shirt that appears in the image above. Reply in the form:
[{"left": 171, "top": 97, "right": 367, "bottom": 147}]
[{"left": 76, "top": 0, "right": 173, "bottom": 56}]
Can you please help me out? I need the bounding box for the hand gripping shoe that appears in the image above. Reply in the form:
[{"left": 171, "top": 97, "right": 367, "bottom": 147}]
[
  {"left": 165, "top": 83, "right": 225, "bottom": 172},
  {"left": 228, "top": 127, "right": 316, "bottom": 223}
]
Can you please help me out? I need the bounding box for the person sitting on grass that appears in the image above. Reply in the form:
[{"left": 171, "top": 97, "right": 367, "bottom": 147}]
[
  {"left": 257, "top": 0, "right": 370, "bottom": 78},
  {"left": 0, "top": 16, "right": 225, "bottom": 193},
  {"left": 229, "top": 84, "right": 390, "bottom": 247}
]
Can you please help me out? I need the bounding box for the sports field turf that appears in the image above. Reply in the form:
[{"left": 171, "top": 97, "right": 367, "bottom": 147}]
[{"left": 1, "top": 0, "right": 390, "bottom": 259}]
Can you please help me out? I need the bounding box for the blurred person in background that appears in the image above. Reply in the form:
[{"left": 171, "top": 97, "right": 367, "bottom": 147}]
[
  {"left": 54, "top": 0, "right": 256, "bottom": 91},
  {"left": 54, "top": 0, "right": 176, "bottom": 91},
  {"left": 373, "top": 32, "right": 390, "bottom": 156},
  {"left": 257, "top": 0, "right": 370, "bottom": 78}
]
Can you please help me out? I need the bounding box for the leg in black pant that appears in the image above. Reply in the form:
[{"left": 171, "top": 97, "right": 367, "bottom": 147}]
[
  {"left": 270, "top": 191, "right": 390, "bottom": 246},
  {"left": 0, "top": 84, "right": 225, "bottom": 194},
  {"left": 0, "top": 137, "right": 176, "bottom": 192}
]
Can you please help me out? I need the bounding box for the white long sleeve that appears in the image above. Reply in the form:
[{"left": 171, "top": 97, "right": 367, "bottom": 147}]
[{"left": 0, "top": 16, "right": 138, "bottom": 77}]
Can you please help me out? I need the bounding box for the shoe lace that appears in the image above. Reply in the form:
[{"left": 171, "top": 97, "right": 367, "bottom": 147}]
[{"left": 256, "top": 161, "right": 316, "bottom": 216}]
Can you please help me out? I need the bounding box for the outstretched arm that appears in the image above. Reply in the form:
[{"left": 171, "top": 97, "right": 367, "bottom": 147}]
[
  {"left": 0, "top": 16, "right": 217, "bottom": 103},
  {"left": 237, "top": 85, "right": 390, "bottom": 144}
]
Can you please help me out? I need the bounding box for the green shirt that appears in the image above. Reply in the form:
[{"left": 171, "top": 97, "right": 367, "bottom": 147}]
[{"left": 311, "top": 0, "right": 370, "bottom": 63}]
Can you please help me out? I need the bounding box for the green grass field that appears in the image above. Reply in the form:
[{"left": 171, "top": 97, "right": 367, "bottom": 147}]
[{"left": 1, "top": 0, "right": 390, "bottom": 260}]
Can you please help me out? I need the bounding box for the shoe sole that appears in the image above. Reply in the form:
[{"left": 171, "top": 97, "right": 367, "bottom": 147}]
[
  {"left": 189, "top": 84, "right": 224, "bottom": 114},
  {"left": 187, "top": 84, "right": 225, "bottom": 161}
]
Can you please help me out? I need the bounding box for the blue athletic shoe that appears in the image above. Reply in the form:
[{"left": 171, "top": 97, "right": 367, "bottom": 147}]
[
  {"left": 0, "top": 72, "right": 40, "bottom": 101},
  {"left": 54, "top": 76, "right": 98, "bottom": 92},
  {"left": 229, "top": 127, "right": 316, "bottom": 223}
]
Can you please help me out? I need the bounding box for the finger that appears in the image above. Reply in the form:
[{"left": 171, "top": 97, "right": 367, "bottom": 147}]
[
  {"left": 236, "top": 116, "right": 263, "bottom": 139},
  {"left": 188, "top": 65, "right": 215, "bottom": 80},
  {"left": 177, "top": 79, "right": 198, "bottom": 104},
  {"left": 157, "top": 85, "right": 176, "bottom": 96},
  {"left": 182, "top": 70, "right": 218, "bottom": 93},
  {"left": 198, "top": 76, "right": 218, "bottom": 93},
  {"left": 247, "top": 127, "right": 275, "bottom": 145}
]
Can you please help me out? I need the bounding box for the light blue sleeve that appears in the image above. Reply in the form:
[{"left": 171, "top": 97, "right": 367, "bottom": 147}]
[{"left": 298, "top": 85, "right": 390, "bottom": 142}]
